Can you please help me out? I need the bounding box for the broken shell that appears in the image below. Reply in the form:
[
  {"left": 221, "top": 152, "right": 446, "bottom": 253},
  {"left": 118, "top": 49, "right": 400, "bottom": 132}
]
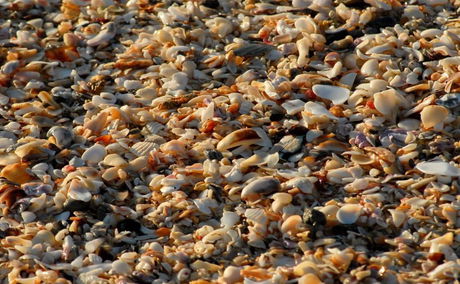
[
  {"left": 312, "top": 85, "right": 350, "bottom": 105},
  {"left": 416, "top": 161, "right": 460, "bottom": 176},
  {"left": 1, "top": 162, "right": 33, "bottom": 184},
  {"left": 336, "top": 204, "right": 362, "bottom": 224}
]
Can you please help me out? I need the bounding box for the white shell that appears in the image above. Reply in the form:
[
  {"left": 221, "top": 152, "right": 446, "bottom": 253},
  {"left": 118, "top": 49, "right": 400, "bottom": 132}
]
[
  {"left": 245, "top": 208, "right": 267, "bottom": 224},
  {"left": 420, "top": 105, "right": 449, "bottom": 129},
  {"left": 336, "top": 204, "right": 362, "bottom": 224},
  {"left": 221, "top": 211, "right": 240, "bottom": 228},
  {"left": 68, "top": 179, "right": 92, "bottom": 202},
  {"left": 303, "top": 102, "right": 338, "bottom": 120},
  {"left": 312, "top": 85, "right": 350, "bottom": 105},
  {"left": 82, "top": 144, "right": 107, "bottom": 164},
  {"left": 282, "top": 99, "right": 305, "bottom": 115},
  {"left": 103, "top": 153, "right": 128, "bottom": 167},
  {"left": 416, "top": 161, "right": 460, "bottom": 177}
]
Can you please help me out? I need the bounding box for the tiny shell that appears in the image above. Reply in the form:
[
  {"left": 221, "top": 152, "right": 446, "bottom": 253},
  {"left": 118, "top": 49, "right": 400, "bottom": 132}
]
[
  {"left": 415, "top": 161, "right": 460, "bottom": 177},
  {"left": 420, "top": 105, "right": 449, "bottom": 129},
  {"left": 312, "top": 85, "right": 350, "bottom": 105},
  {"left": 336, "top": 204, "right": 362, "bottom": 224}
]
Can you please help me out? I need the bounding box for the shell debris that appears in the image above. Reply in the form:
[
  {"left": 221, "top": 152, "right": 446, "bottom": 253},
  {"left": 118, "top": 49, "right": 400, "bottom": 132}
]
[{"left": 1, "top": 0, "right": 460, "bottom": 283}]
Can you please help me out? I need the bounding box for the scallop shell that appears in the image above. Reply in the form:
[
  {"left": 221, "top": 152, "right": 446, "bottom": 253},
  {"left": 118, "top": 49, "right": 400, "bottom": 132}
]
[
  {"left": 245, "top": 208, "right": 267, "bottom": 224},
  {"left": 416, "top": 161, "right": 460, "bottom": 176},
  {"left": 131, "top": 140, "right": 157, "bottom": 156},
  {"left": 312, "top": 85, "right": 350, "bottom": 105},
  {"left": 336, "top": 204, "right": 362, "bottom": 224}
]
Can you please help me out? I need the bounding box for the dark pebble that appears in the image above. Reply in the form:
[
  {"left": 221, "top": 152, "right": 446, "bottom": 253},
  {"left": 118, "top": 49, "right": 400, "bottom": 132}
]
[
  {"left": 303, "top": 208, "right": 327, "bottom": 226},
  {"left": 205, "top": 149, "right": 224, "bottom": 161},
  {"left": 116, "top": 219, "right": 142, "bottom": 234}
]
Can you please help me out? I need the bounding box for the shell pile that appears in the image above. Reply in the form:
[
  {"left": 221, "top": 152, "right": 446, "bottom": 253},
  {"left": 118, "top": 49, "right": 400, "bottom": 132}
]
[{"left": 1, "top": 0, "right": 460, "bottom": 283}]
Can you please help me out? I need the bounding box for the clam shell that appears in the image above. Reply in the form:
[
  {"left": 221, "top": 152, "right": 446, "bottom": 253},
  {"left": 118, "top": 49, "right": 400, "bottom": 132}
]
[
  {"left": 336, "top": 204, "right": 362, "bottom": 224},
  {"left": 81, "top": 144, "right": 107, "bottom": 165},
  {"left": 420, "top": 105, "right": 449, "bottom": 129},
  {"left": 312, "top": 85, "right": 350, "bottom": 105},
  {"left": 68, "top": 179, "right": 92, "bottom": 202},
  {"left": 374, "top": 89, "right": 400, "bottom": 116},
  {"left": 416, "top": 161, "right": 460, "bottom": 176}
]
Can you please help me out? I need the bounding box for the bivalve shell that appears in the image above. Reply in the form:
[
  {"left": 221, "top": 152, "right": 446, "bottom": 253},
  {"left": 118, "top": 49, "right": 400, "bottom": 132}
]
[
  {"left": 312, "top": 85, "right": 350, "bottom": 105},
  {"left": 336, "top": 204, "right": 362, "bottom": 224}
]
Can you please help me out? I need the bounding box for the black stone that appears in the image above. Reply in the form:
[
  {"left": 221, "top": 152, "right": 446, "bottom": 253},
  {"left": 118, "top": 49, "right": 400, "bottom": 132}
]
[
  {"left": 303, "top": 208, "right": 327, "bottom": 226},
  {"left": 116, "top": 219, "right": 142, "bottom": 234},
  {"left": 205, "top": 149, "right": 224, "bottom": 161},
  {"left": 64, "top": 200, "right": 90, "bottom": 212}
]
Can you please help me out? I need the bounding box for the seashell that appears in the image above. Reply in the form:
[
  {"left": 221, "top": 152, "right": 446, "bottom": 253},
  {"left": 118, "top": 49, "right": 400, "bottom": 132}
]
[
  {"left": 131, "top": 140, "right": 157, "bottom": 156},
  {"left": 68, "top": 179, "right": 92, "bottom": 202},
  {"left": 285, "top": 177, "right": 314, "bottom": 194},
  {"left": 223, "top": 266, "right": 243, "bottom": 284},
  {"left": 374, "top": 89, "right": 401, "bottom": 116},
  {"left": 47, "top": 126, "right": 74, "bottom": 148},
  {"left": 271, "top": 193, "right": 292, "bottom": 213},
  {"left": 217, "top": 128, "right": 270, "bottom": 152},
  {"left": 281, "top": 215, "right": 302, "bottom": 234},
  {"left": 241, "top": 177, "right": 280, "bottom": 201},
  {"left": 415, "top": 161, "right": 460, "bottom": 176},
  {"left": 245, "top": 208, "right": 267, "bottom": 224},
  {"left": 336, "top": 204, "right": 362, "bottom": 224},
  {"left": 111, "top": 260, "right": 132, "bottom": 275},
  {"left": 1, "top": 162, "right": 33, "bottom": 184},
  {"left": 303, "top": 102, "right": 338, "bottom": 120},
  {"left": 0, "top": 153, "right": 20, "bottom": 166},
  {"left": 388, "top": 209, "right": 406, "bottom": 227},
  {"left": 85, "top": 238, "right": 104, "bottom": 253},
  {"left": 398, "top": 119, "right": 420, "bottom": 131},
  {"left": 436, "top": 93, "right": 460, "bottom": 109},
  {"left": 282, "top": 99, "right": 305, "bottom": 115},
  {"left": 312, "top": 85, "right": 350, "bottom": 105},
  {"left": 360, "top": 59, "right": 378, "bottom": 77},
  {"left": 298, "top": 273, "right": 322, "bottom": 284},
  {"left": 103, "top": 153, "right": 127, "bottom": 167},
  {"left": 22, "top": 182, "right": 52, "bottom": 196},
  {"left": 420, "top": 105, "right": 449, "bottom": 129},
  {"left": 233, "top": 44, "right": 275, "bottom": 57},
  {"left": 160, "top": 140, "right": 187, "bottom": 156},
  {"left": 221, "top": 211, "right": 240, "bottom": 228},
  {"left": 81, "top": 143, "right": 107, "bottom": 165},
  {"left": 87, "top": 22, "right": 115, "bottom": 46}
]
